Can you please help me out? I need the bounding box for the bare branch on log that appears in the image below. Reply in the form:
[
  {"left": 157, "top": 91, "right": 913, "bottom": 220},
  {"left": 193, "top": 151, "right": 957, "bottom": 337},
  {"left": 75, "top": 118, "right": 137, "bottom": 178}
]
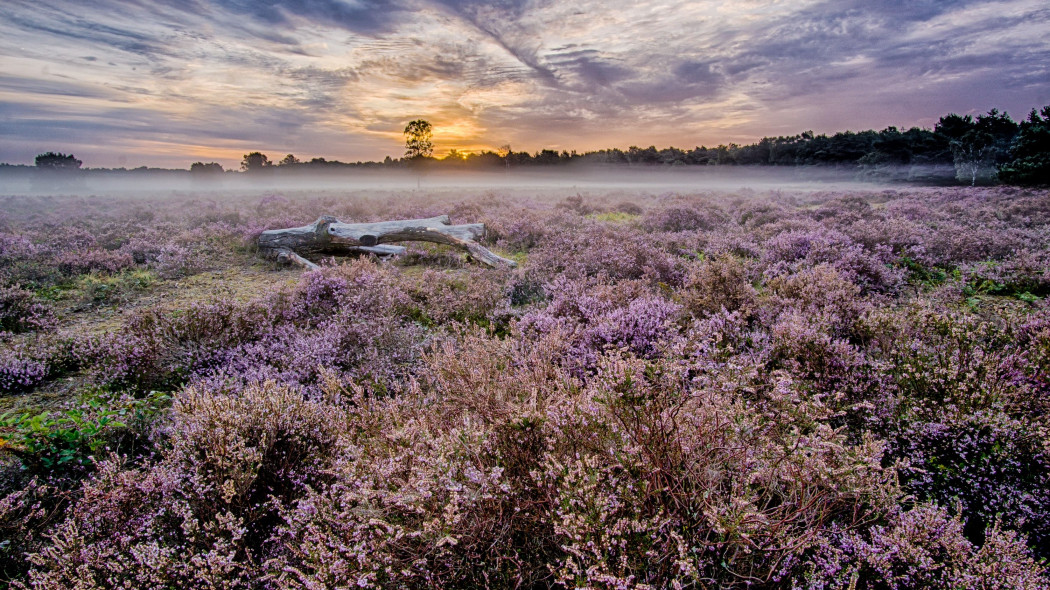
[
  {"left": 259, "top": 215, "right": 515, "bottom": 269},
  {"left": 269, "top": 247, "right": 319, "bottom": 270}
]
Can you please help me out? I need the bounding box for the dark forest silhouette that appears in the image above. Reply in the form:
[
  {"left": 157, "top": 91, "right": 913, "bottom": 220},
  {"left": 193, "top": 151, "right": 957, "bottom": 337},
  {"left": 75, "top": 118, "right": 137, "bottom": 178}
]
[{"left": 4, "top": 104, "right": 1049, "bottom": 186}]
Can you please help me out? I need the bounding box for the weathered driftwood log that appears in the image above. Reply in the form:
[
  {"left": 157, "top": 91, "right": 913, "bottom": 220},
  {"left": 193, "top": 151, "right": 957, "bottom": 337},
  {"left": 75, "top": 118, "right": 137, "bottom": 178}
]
[{"left": 259, "top": 215, "right": 516, "bottom": 270}]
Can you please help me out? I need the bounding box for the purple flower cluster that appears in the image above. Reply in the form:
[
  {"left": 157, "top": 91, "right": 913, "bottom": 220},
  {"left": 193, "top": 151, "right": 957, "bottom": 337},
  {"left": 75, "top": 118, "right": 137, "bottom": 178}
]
[
  {"left": 761, "top": 228, "right": 902, "bottom": 293},
  {"left": 893, "top": 411, "right": 1050, "bottom": 551},
  {"left": 519, "top": 275, "right": 682, "bottom": 371},
  {"left": 0, "top": 345, "right": 49, "bottom": 393},
  {"left": 802, "top": 504, "right": 1047, "bottom": 589},
  {"left": 21, "top": 381, "right": 343, "bottom": 589},
  {"left": 527, "top": 221, "right": 686, "bottom": 286},
  {"left": 43, "top": 261, "right": 431, "bottom": 396},
  {"left": 0, "top": 285, "right": 54, "bottom": 337},
  {"left": 642, "top": 203, "right": 727, "bottom": 232},
  {"left": 55, "top": 248, "right": 134, "bottom": 276}
]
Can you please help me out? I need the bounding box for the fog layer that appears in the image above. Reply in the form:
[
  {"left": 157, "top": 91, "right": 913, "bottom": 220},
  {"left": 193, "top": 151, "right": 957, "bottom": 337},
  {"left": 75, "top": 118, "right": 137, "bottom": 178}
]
[{"left": 0, "top": 165, "right": 953, "bottom": 197}]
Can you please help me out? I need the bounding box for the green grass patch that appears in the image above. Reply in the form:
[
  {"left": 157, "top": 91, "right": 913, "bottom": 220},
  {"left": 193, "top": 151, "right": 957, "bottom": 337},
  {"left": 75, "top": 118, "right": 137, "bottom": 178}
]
[
  {"left": 587, "top": 211, "right": 640, "bottom": 224},
  {"left": 74, "top": 269, "right": 156, "bottom": 307},
  {"left": 899, "top": 256, "right": 952, "bottom": 288}
]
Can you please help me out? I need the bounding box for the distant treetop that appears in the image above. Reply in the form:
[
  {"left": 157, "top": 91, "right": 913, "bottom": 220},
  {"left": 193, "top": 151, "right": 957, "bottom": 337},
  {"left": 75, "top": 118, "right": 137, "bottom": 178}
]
[
  {"left": 404, "top": 119, "right": 434, "bottom": 159},
  {"left": 34, "top": 152, "right": 82, "bottom": 170},
  {"left": 241, "top": 152, "right": 272, "bottom": 172},
  {"left": 999, "top": 106, "right": 1050, "bottom": 186},
  {"left": 190, "top": 161, "right": 224, "bottom": 174}
]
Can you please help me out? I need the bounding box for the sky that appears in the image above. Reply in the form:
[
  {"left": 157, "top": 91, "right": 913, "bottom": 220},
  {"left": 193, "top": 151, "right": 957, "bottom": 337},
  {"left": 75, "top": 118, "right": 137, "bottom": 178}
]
[{"left": 1, "top": 0, "right": 1048, "bottom": 169}]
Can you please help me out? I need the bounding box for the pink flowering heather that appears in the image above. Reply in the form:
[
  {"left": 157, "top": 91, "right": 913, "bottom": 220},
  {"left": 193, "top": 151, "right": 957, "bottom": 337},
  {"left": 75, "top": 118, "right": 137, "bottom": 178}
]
[
  {"left": 799, "top": 504, "right": 1048, "bottom": 590},
  {"left": 0, "top": 187, "right": 1048, "bottom": 589},
  {"left": 0, "top": 285, "right": 54, "bottom": 337}
]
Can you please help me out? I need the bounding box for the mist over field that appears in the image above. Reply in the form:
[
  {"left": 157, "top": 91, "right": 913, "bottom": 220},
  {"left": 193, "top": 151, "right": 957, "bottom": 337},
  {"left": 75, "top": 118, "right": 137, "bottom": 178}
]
[{"left": 1, "top": 165, "right": 950, "bottom": 198}]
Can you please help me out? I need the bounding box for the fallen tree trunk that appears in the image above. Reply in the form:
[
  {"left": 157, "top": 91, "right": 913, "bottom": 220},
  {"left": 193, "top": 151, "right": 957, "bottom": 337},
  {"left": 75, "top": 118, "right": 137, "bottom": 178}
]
[{"left": 259, "top": 215, "right": 516, "bottom": 270}]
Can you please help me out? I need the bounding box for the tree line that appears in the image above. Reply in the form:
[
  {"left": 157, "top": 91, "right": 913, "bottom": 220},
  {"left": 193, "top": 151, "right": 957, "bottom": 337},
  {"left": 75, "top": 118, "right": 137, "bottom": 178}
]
[
  {"left": 228, "top": 107, "right": 1050, "bottom": 186},
  {"left": 10, "top": 105, "right": 1050, "bottom": 186}
]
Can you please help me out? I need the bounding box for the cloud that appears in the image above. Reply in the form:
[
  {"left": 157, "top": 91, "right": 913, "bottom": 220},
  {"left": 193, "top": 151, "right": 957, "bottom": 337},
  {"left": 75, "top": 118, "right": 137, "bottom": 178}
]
[
  {"left": 0, "top": 0, "right": 1047, "bottom": 167},
  {"left": 430, "top": 0, "right": 554, "bottom": 80},
  {"left": 0, "top": 75, "right": 121, "bottom": 100},
  {"left": 217, "top": 0, "right": 406, "bottom": 37}
]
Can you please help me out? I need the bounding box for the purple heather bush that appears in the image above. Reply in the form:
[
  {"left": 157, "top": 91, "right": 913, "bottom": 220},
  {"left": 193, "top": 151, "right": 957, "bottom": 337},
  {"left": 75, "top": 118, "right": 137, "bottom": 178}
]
[
  {"left": 615, "top": 200, "right": 644, "bottom": 215},
  {"left": 892, "top": 410, "right": 1050, "bottom": 553},
  {"left": 877, "top": 303, "right": 1015, "bottom": 413},
  {"left": 738, "top": 200, "right": 796, "bottom": 230},
  {"left": 0, "top": 233, "right": 64, "bottom": 288},
  {"left": 642, "top": 203, "right": 727, "bottom": 232},
  {"left": 679, "top": 253, "right": 759, "bottom": 319},
  {"left": 761, "top": 229, "right": 902, "bottom": 294},
  {"left": 556, "top": 193, "right": 597, "bottom": 215},
  {"left": 0, "top": 285, "right": 54, "bottom": 337},
  {"left": 0, "top": 478, "right": 70, "bottom": 586},
  {"left": 20, "top": 381, "right": 343, "bottom": 589},
  {"left": 853, "top": 303, "right": 1050, "bottom": 557},
  {"left": 921, "top": 221, "right": 1032, "bottom": 267},
  {"left": 55, "top": 248, "right": 135, "bottom": 276},
  {"left": 0, "top": 233, "right": 42, "bottom": 263},
  {"left": 518, "top": 275, "right": 683, "bottom": 372},
  {"left": 268, "top": 391, "right": 525, "bottom": 588},
  {"left": 799, "top": 504, "right": 1048, "bottom": 590},
  {"left": 72, "top": 329, "right": 168, "bottom": 392},
  {"left": 527, "top": 221, "right": 687, "bottom": 286},
  {"left": 192, "top": 312, "right": 423, "bottom": 395},
  {"left": 286, "top": 260, "right": 412, "bottom": 323},
  {"left": 761, "top": 264, "right": 871, "bottom": 338},
  {"left": 398, "top": 267, "right": 513, "bottom": 328},
  {"left": 1008, "top": 310, "right": 1050, "bottom": 411},
  {"left": 766, "top": 309, "right": 867, "bottom": 390},
  {"left": 541, "top": 353, "right": 899, "bottom": 588},
  {"left": 808, "top": 194, "right": 879, "bottom": 227},
  {"left": 958, "top": 251, "right": 1050, "bottom": 298},
  {"left": 0, "top": 346, "right": 49, "bottom": 393},
  {"left": 152, "top": 243, "right": 205, "bottom": 279},
  {"left": 486, "top": 208, "right": 554, "bottom": 252},
  {"left": 697, "top": 228, "right": 764, "bottom": 259}
]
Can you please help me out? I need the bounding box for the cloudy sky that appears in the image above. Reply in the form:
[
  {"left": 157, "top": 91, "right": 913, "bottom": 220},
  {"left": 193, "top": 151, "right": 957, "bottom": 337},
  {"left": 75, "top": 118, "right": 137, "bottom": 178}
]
[{"left": 1, "top": 0, "right": 1048, "bottom": 168}]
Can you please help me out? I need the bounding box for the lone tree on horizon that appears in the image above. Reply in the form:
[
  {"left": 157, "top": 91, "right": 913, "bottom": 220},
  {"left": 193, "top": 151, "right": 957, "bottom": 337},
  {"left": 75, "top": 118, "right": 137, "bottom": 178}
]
[
  {"left": 241, "top": 152, "right": 272, "bottom": 172},
  {"left": 404, "top": 120, "right": 433, "bottom": 159},
  {"left": 35, "top": 152, "right": 82, "bottom": 170}
]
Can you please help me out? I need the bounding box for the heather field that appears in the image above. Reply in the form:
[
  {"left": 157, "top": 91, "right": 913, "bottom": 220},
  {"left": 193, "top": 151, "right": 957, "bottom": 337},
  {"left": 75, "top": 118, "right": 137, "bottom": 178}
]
[{"left": 3, "top": 185, "right": 1050, "bottom": 589}]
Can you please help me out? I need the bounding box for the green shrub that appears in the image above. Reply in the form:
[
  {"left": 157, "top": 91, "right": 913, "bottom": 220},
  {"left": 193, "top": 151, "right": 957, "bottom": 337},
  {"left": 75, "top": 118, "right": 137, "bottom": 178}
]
[{"left": 0, "top": 391, "right": 169, "bottom": 473}]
